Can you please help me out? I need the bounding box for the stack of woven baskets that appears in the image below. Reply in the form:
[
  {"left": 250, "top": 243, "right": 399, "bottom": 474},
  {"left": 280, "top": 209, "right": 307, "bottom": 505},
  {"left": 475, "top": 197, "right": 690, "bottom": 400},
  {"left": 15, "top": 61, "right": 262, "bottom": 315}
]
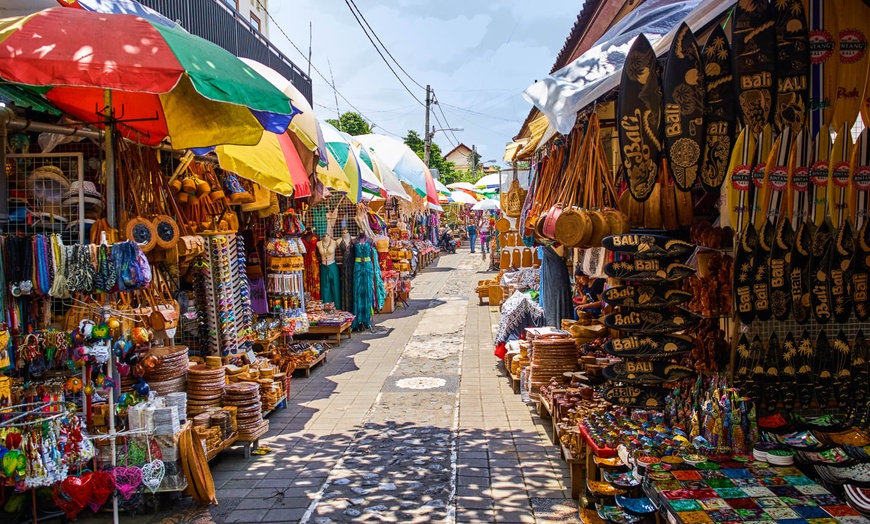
[
  {"left": 223, "top": 382, "right": 269, "bottom": 441},
  {"left": 527, "top": 331, "right": 578, "bottom": 401},
  {"left": 144, "top": 345, "right": 189, "bottom": 395},
  {"left": 187, "top": 363, "right": 226, "bottom": 417}
]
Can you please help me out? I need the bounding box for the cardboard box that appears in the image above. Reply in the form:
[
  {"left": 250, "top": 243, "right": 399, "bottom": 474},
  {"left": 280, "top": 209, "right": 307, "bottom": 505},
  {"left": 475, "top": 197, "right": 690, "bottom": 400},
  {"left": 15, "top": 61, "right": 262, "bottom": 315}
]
[{"left": 381, "top": 293, "right": 396, "bottom": 314}]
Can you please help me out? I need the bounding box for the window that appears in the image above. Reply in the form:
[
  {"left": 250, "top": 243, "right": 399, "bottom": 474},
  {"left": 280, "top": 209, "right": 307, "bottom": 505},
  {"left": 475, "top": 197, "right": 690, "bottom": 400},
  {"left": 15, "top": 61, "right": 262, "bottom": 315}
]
[
  {"left": 223, "top": 0, "right": 239, "bottom": 10},
  {"left": 250, "top": 11, "right": 261, "bottom": 32}
]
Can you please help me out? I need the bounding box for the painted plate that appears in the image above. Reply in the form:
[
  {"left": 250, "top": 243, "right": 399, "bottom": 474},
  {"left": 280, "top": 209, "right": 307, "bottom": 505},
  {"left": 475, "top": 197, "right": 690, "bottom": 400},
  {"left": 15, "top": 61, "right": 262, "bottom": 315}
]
[
  {"left": 596, "top": 504, "right": 641, "bottom": 524},
  {"left": 618, "top": 33, "right": 662, "bottom": 203},
  {"left": 663, "top": 22, "right": 705, "bottom": 191},
  {"left": 602, "top": 309, "right": 698, "bottom": 334},
  {"left": 603, "top": 385, "right": 670, "bottom": 410},
  {"left": 773, "top": 0, "right": 810, "bottom": 133},
  {"left": 603, "top": 471, "right": 642, "bottom": 489},
  {"left": 615, "top": 495, "right": 657, "bottom": 516},
  {"left": 604, "top": 259, "right": 696, "bottom": 282},
  {"left": 809, "top": 219, "right": 834, "bottom": 323},
  {"left": 603, "top": 284, "right": 692, "bottom": 308},
  {"left": 700, "top": 24, "right": 737, "bottom": 192},
  {"left": 830, "top": 220, "right": 854, "bottom": 322},
  {"left": 602, "top": 361, "right": 695, "bottom": 384},
  {"left": 603, "top": 334, "right": 694, "bottom": 359},
  {"left": 602, "top": 234, "right": 695, "bottom": 259},
  {"left": 732, "top": 0, "right": 777, "bottom": 132}
]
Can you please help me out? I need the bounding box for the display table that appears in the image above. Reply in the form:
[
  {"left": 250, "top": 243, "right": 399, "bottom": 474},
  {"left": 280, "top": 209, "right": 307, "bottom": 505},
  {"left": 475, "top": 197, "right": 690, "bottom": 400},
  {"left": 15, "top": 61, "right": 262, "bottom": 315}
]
[
  {"left": 298, "top": 320, "right": 353, "bottom": 344},
  {"left": 293, "top": 350, "right": 329, "bottom": 377},
  {"left": 646, "top": 465, "right": 862, "bottom": 523}
]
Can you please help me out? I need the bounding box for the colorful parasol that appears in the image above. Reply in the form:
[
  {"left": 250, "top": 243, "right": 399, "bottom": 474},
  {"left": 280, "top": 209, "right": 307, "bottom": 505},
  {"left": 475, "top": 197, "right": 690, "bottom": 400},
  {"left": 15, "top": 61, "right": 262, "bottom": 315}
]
[
  {"left": 356, "top": 134, "right": 439, "bottom": 206},
  {"left": 318, "top": 122, "right": 362, "bottom": 203},
  {"left": 0, "top": 8, "right": 296, "bottom": 149}
]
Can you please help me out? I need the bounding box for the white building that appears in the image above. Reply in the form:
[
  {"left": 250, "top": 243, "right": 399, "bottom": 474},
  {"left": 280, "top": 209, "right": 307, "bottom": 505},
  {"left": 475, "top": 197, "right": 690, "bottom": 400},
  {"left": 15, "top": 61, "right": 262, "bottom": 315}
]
[{"left": 223, "top": 0, "right": 270, "bottom": 37}]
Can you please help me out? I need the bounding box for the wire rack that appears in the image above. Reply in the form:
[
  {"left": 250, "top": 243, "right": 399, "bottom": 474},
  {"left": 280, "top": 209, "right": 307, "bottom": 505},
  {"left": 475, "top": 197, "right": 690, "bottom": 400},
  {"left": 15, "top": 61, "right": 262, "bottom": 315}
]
[{"left": 306, "top": 193, "right": 359, "bottom": 238}]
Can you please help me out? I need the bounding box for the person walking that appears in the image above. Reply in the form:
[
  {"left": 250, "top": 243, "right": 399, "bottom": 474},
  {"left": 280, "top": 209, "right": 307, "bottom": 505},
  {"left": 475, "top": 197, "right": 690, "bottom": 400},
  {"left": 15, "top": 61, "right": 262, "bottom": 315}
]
[
  {"left": 466, "top": 221, "right": 477, "bottom": 253},
  {"left": 478, "top": 217, "right": 489, "bottom": 255}
]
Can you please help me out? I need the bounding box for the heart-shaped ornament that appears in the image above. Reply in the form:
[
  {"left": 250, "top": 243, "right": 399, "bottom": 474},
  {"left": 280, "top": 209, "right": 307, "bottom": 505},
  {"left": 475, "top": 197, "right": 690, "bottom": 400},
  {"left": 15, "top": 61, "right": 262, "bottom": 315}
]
[
  {"left": 88, "top": 470, "right": 116, "bottom": 512},
  {"left": 140, "top": 459, "right": 165, "bottom": 493},
  {"left": 112, "top": 466, "right": 142, "bottom": 500},
  {"left": 62, "top": 472, "right": 94, "bottom": 511}
]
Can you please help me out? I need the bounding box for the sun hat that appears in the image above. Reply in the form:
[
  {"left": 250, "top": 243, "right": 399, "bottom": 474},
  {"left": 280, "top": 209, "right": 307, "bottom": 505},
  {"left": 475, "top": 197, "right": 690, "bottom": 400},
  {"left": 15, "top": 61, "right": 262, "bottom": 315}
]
[
  {"left": 61, "top": 181, "right": 103, "bottom": 208},
  {"left": 30, "top": 166, "right": 70, "bottom": 204}
]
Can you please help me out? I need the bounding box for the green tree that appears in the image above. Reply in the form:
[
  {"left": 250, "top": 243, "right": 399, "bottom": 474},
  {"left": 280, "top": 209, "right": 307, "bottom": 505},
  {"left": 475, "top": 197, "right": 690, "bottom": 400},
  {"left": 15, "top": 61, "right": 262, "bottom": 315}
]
[
  {"left": 326, "top": 112, "right": 372, "bottom": 136},
  {"left": 403, "top": 130, "right": 460, "bottom": 183}
]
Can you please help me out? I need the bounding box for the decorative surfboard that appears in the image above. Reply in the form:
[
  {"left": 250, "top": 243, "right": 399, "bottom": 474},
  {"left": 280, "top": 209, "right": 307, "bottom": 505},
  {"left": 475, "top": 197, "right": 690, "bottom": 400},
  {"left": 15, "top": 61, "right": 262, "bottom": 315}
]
[
  {"left": 828, "top": 128, "right": 854, "bottom": 228},
  {"left": 856, "top": 221, "right": 870, "bottom": 320},
  {"left": 663, "top": 22, "right": 705, "bottom": 192},
  {"left": 774, "top": 0, "right": 810, "bottom": 133},
  {"left": 602, "top": 285, "right": 692, "bottom": 309},
  {"left": 735, "top": 224, "right": 759, "bottom": 324},
  {"left": 603, "top": 386, "right": 670, "bottom": 410},
  {"left": 603, "top": 260, "right": 695, "bottom": 282},
  {"left": 764, "top": 331, "right": 783, "bottom": 384},
  {"left": 832, "top": 329, "right": 851, "bottom": 392},
  {"left": 603, "top": 334, "right": 694, "bottom": 359},
  {"left": 851, "top": 128, "right": 870, "bottom": 230},
  {"left": 789, "top": 130, "right": 813, "bottom": 229},
  {"left": 830, "top": 0, "right": 870, "bottom": 132},
  {"left": 726, "top": 127, "right": 758, "bottom": 231},
  {"left": 751, "top": 124, "right": 775, "bottom": 230},
  {"left": 811, "top": 129, "right": 832, "bottom": 226},
  {"left": 701, "top": 25, "right": 736, "bottom": 193},
  {"left": 601, "top": 234, "right": 694, "bottom": 259},
  {"left": 781, "top": 331, "right": 798, "bottom": 403},
  {"left": 750, "top": 334, "right": 767, "bottom": 380},
  {"left": 619, "top": 34, "right": 662, "bottom": 203},
  {"left": 829, "top": 220, "right": 854, "bottom": 322},
  {"left": 602, "top": 361, "right": 695, "bottom": 385},
  {"left": 770, "top": 215, "right": 795, "bottom": 320},
  {"left": 763, "top": 128, "right": 793, "bottom": 225},
  {"left": 815, "top": 329, "right": 834, "bottom": 406},
  {"left": 735, "top": 334, "right": 754, "bottom": 382},
  {"left": 752, "top": 220, "right": 775, "bottom": 321},
  {"left": 853, "top": 331, "right": 868, "bottom": 384},
  {"left": 733, "top": 0, "right": 777, "bottom": 133},
  {"left": 602, "top": 309, "right": 698, "bottom": 334},
  {"left": 805, "top": 0, "right": 840, "bottom": 135},
  {"left": 809, "top": 219, "right": 834, "bottom": 323},
  {"left": 790, "top": 212, "right": 814, "bottom": 324}
]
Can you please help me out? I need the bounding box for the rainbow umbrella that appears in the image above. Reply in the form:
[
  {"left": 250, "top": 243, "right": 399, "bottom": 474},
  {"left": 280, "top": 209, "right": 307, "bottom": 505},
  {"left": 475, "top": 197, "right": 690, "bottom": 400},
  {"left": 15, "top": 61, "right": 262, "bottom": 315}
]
[
  {"left": 356, "top": 134, "right": 440, "bottom": 206},
  {"left": 360, "top": 145, "right": 410, "bottom": 201},
  {"left": 0, "top": 8, "right": 295, "bottom": 149},
  {"left": 318, "top": 122, "right": 361, "bottom": 202}
]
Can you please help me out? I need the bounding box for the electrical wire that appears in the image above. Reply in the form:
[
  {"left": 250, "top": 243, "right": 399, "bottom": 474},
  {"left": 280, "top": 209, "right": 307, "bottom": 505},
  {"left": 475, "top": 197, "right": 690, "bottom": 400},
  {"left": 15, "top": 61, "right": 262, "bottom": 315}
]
[
  {"left": 430, "top": 109, "right": 457, "bottom": 149},
  {"left": 439, "top": 102, "right": 520, "bottom": 123},
  {"left": 433, "top": 92, "right": 461, "bottom": 146},
  {"left": 344, "top": 0, "right": 426, "bottom": 90},
  {"left": 341, "top": 0, "right": 425, "bottom": 107}
]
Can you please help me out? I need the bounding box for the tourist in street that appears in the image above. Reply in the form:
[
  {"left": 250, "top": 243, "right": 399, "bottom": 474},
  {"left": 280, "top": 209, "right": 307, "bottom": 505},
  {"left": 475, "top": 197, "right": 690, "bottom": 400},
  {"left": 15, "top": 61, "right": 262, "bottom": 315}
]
[
  {"left": 479, "top": 217, "right": 489, "bottom": 255},
  {"left": 466, "top": 221, "right": 477, "bottom": 253}
]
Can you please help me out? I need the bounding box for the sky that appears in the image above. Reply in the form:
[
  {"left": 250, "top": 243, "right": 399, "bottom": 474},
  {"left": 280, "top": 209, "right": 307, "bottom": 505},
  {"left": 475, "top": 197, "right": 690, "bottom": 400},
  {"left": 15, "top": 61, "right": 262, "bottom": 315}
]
[{"left": 267, "top": 0, "right": 582, "bottom": 168}]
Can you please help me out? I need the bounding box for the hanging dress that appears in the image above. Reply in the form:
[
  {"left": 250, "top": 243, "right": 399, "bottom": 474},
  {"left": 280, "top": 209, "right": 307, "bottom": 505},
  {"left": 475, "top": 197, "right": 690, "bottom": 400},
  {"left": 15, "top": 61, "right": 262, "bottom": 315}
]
[
  {"left": 339, "top": 237, "right": 354, "bottom": 313},
  {"left": 301, "top": 233, "right": 321, "bottom": 300},
  {"left": 318, "top": 236, "right": 340, "bottom": 309},
  {"left": 540, "top": 245, "right": 573, "bottom": 327},
  {"left": 352, "top": 240, "right": 385, "bottom": 329}
]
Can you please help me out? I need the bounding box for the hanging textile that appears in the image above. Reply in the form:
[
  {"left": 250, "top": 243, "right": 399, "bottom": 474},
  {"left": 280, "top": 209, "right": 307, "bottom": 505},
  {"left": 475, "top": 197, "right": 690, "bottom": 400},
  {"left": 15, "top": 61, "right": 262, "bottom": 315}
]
[
  {"left": 320, "top": 264, "right": 340, "bottom": 309},
  {"left": 301, "top": 232, "right": 321, "bottom": 300},
  {"left": 539, "top": 245, "right": 572, "bottom": 328},
  {"left": 340, "top": 235, "right": 354, "bottom": 313}
]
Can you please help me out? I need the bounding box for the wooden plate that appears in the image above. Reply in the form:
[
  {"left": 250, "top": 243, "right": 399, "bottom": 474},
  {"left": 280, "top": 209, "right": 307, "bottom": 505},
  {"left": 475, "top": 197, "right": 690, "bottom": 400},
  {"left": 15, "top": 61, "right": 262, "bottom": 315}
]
[
  {"left": 603, "top": 334, "right": 695, "bottom": 359},
  {"left": 618, "top": 33, "right": 662, "bottom": 203},
  {"left": 663, "top": 22, "right": 705, "bottom": 191},
  {"left": 602, "top": 234, "right": 694, "bottom": 259},
  {"left": 603, "top": 284, "right": 692, "bottom": 308},
  {"left": 700, "top": 26, "right": 736, "bottom": 193}
]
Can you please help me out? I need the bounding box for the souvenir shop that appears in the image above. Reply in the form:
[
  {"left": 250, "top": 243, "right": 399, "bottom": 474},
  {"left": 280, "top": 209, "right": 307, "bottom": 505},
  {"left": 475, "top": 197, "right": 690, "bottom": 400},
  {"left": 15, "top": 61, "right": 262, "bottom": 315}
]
[
  {"left": 0, "top": 120, "right": 442, "bottom": 520},
  {"left": 494, "top": 0, "right": 870, "bottom": 522}
]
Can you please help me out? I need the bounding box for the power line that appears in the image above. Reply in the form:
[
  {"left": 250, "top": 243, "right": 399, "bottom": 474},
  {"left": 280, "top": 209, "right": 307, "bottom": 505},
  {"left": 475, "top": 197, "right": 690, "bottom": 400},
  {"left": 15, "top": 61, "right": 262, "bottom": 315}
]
[
  {"left": 342, "top": 0, "right": 425, "bottom": 107},
  {"left": 432, "top": 90, "right": 461, "bottom": 146},
  {"left": 344, "top": 0, "right": 425, "bottom": 90},
  {"left": 258, "top": 4, "right": 401, "bottom": 136},
  {"left": 430, "top": 109, "right": 457, "bottom": 150},
  {"left": 439, "top": 102, "right": 520, "bottom": 123}
]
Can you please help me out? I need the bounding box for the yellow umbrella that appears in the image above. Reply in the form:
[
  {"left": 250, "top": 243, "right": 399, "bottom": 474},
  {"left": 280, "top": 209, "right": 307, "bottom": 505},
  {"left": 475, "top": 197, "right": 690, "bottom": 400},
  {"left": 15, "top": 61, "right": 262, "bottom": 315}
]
[{"left": 316, "top": 148, "right": 351, "bottom": 195}]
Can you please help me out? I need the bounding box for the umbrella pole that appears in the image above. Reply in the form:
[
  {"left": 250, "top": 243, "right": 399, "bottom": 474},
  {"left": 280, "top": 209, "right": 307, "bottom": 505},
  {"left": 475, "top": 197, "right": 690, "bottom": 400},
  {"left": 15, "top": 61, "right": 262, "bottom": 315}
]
[{"left": 104, "top": 90, "right": 117, "bottom": 229}]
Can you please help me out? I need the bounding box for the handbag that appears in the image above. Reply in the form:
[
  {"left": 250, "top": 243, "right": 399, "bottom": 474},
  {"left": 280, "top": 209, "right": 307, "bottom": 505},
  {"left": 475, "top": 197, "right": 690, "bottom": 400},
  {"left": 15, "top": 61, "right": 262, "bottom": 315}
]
[
  {"left": 502, "top": 179, "right": 526, "bottom": 218},
  {"left": 241, "top": 183, "right": 271, "bottom": 212},
  {"left": 147, "top": 272, "right": 179, "bottom": 333}
]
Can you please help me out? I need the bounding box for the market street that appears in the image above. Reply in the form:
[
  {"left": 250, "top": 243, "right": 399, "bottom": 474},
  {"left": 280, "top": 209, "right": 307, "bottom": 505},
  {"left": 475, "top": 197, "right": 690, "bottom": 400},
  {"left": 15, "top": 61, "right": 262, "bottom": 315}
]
[{"left": 113, "top": 247, "right": 578, "bottom": 524}]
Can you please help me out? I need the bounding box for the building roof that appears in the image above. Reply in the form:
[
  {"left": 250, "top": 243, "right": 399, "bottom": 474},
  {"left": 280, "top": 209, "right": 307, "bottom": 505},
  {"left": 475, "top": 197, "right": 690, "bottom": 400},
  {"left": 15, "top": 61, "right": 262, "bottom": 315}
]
[{"left": 445, "top": 143, "right": 473, "bottom": 158}]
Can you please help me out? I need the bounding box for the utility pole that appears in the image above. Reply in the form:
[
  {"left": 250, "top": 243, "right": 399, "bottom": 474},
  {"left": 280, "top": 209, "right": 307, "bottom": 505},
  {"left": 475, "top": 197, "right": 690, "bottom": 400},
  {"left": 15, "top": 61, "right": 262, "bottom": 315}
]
[
  {"left": 328, "top": 58, "right": 341, "bottom": 131},
  {"left": 423, "top": 84, "right": 432, "bottom": 167},
  {"left": 471, "top": 144, "right": 478, "bottom": 176},
  {"left": 307, "top": 22, "right": 312, "bottom": 78}
]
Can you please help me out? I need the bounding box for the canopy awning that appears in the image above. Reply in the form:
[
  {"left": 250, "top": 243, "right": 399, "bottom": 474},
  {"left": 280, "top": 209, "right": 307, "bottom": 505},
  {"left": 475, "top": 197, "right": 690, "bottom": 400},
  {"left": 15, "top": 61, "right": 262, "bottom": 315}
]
[{"left": 523, "top": 0, "right": 733, "bottom": 136}]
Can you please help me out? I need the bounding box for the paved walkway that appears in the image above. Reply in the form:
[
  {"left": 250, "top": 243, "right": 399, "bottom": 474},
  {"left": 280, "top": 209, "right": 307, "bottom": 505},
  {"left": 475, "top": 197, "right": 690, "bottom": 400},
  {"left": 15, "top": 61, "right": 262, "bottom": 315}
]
[{"left": 113, "top": 248, "right": 576, "bottom": 524}]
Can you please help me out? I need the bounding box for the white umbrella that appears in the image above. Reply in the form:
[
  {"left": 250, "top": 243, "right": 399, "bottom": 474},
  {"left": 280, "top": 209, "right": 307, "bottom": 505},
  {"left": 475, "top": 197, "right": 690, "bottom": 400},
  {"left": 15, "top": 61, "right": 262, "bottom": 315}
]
[
  {"left": 450, "top": 191, "right": 478, "bottom": 205},
  {"left": 472, "top": 198, "right": 501, "bottom": 211},
  {"left": 447, "top": 182, "right": 475, "bottom": 191},
  {"left": 473, "top": 173, "right": 501, "bottom": 190}
]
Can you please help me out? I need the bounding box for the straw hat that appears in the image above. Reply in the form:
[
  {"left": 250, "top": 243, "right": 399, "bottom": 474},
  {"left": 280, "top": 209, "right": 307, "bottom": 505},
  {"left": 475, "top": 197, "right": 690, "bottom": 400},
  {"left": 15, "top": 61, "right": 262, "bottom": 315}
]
[
  {"left": 30, "top": 166, "right": 70, "bottom": 204},
  {"left": 61, "top": 181, "right": 104, "bottom": 209}
]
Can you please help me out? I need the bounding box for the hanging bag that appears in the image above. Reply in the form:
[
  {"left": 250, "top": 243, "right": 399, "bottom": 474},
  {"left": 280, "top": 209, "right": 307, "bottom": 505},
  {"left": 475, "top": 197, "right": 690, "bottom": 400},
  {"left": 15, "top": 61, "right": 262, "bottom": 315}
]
[{"left": 503, "top": 179, "right": 526, "bottom": 218}]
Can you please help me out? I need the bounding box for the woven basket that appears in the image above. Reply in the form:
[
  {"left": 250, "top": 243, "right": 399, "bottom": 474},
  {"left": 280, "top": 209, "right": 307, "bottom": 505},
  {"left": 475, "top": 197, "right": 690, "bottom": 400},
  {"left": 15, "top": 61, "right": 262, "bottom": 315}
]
[
  {"left": 503, "top": 179, "right": 526, "bottom": 217},
  {"left": 554, "top": 207, "right": 590, "bottom": 247}
]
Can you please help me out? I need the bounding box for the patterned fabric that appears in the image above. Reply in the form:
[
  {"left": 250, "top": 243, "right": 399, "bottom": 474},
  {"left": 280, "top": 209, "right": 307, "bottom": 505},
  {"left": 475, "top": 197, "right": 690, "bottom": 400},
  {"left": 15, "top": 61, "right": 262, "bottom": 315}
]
[
  {"left": 301, "top": 234, "right": 320, "bottom": 300},
  {"left": 352, "top": 241, "right": 376, "bottom": 329},
  {"left": 495, "top": 290, "right": 544, "bottom": 346},
  {"left": 340, "top": 240, "right": 354, "bottom": 313},
  {"left": 320, "top": 263, "right": 340, "bottom": 309}
]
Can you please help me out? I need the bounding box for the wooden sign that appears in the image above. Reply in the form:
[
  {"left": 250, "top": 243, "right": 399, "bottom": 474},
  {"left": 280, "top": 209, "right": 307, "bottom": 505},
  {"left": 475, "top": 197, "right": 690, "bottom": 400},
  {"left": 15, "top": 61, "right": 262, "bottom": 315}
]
[
  {"left": 752, "top": 220, "right": 775, "bottom": 321},
  {"left": 790, "top": 215, "right": 814, "bottom": 324},
  {"left": 700, "top": 25, "right": 736, "bottom": 193},
  {"left": 603, "top": 334, "right": 695, "bottom": 359},
  {"left": 855, "top": 222, "right": 870, "bottom": 320},
  {"left": 810, "top": 220, "right": 834, "bottom": 323},
  {"left": 774, "top": 0, "right": 810, "bottom": 133},
  {"left": 733, "top": 0, "right": 777, "bottom": 132},
  {"left": 602, "top": 234, "right": 694, "bottom": 259},
  {"left": 770, "top": 216, "right": 795, "bottom": 320},
  {"left": 601, "top": 309, "right": 698, "bottom": 334},
  {"left": 663, "top": 22, "right": 705, "bottom": 191},
  {"left": 604, "top": 260, "right": 695, "bottom": 282},
  {"left": 602, "top": 284, "right": 692, "bottom": 308},
  {"left": 619, "top": 34, "right": 662, "bottom": 203},
  {"left": 603, "top": 385, "right": 670, "bottom": 410},
  {"left": 830, "top": 221, "right": 854, "bottom": 322},
  {"left": 602, "top": 361, "right": 694, "bottom": 384}
]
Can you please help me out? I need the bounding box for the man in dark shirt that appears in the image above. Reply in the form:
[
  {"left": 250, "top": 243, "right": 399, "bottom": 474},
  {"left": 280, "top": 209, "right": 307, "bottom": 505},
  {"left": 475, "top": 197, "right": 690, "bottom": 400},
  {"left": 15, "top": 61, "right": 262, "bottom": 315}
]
[{"left": 574, "top": 268, "right": 605, "bottom": 318}]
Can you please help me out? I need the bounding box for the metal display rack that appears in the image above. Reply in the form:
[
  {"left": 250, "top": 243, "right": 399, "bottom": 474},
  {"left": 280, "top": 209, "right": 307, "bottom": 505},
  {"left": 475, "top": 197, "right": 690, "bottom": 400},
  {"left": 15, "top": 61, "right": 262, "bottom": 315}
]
[{"left": 203, "top": 234, "right": 253, "bottom": 356}]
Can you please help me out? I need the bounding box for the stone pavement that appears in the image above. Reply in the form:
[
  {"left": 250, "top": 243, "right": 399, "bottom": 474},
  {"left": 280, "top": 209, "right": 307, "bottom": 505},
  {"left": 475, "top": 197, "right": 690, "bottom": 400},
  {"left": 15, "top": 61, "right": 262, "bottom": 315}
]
[{"left": 97, "top": 248, "right": 578, "bottom": 524}]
